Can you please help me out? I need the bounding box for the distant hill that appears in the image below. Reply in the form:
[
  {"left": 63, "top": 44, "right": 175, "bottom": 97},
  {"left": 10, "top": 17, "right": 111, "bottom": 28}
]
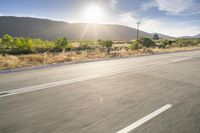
[
  {"left": 181, "top": 33, "right": 200, "bottom": 39},
  {"left": 155, "top": 33, "right": 175, "bottom": 40},
  {"left": 193, "top": 33, "right": 200, "bottom": 38},
  {"left": 0, "top": 16, "right": 174, "bottom": 41}
]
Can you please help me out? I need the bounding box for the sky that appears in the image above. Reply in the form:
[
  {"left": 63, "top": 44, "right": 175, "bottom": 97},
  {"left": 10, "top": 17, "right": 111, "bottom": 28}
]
[{"left": 0, "top": 0, "right": 200, "bottom": 37}]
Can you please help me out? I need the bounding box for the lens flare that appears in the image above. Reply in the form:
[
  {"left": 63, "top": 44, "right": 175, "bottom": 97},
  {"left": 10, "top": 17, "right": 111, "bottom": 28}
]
[{"left": 84, "top": 5, "right": 104, "bottom": 23}]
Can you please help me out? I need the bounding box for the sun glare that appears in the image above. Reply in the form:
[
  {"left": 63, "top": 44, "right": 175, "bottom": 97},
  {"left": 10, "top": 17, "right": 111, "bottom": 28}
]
[{"left": 84, "top": 5, "right": 104, "bottom": 23}]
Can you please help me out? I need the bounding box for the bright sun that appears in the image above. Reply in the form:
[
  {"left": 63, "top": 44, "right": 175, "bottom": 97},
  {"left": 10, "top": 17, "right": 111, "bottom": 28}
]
[{"left": 84, "top": 5, "right": 104, "bottom": 23}]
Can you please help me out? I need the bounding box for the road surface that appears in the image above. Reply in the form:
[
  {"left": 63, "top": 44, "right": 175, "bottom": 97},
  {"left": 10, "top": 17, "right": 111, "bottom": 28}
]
[{"left": 0, "top": 50, "right": 200, "bottom": 133}]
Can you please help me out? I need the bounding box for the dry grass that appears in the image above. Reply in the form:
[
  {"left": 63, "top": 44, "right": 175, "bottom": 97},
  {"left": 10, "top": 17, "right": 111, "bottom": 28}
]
[
  {"left": 0, "top": 52, "right": 108, "bottom": 70},
  {"left": 0, "top": 46, "right": 200, "bottom": 70},
  {"left": 151, "top": 47, "right": 200, "bottom": 54}
]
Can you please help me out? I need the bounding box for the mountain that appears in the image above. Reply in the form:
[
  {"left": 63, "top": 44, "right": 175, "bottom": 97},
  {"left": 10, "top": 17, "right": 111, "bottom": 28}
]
[
  {"left": 0, "top": 16, "right": 173, "bottom": 41},
  {"left": 157, "top": 33, "right": 175, "bottom": 39},
  {"left": 193, "top": 34, "right": 200, "bottom": 38},
  {"left": 181, "top": 33, "right": 200, "bottom": 38}
]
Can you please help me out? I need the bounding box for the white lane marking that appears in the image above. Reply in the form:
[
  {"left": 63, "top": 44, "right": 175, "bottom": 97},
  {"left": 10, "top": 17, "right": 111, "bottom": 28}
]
[
  {"left": 116, "top": 104, "right": 172, "bottom": 133},
  {"left": 0, "top": 57, "right": 192, "bottom": 98},
  {"left": 172, "top": 57, "right": 192, "bottom": 62}
]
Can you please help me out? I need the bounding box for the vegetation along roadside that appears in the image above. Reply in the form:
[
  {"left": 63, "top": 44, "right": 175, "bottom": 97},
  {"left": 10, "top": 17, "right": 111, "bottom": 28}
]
[{"left": 0, "top": 34, "right": 200, "bottom": 70}]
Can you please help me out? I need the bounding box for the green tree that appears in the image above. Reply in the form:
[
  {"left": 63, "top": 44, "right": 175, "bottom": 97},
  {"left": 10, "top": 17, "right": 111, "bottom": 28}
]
[
  {"left": 79, "top": 41, "right": 91, "bottom": 50},
  {"left": 55, "top": 37, "right": 70, "bottom": 52},
  {"left": 13, "top": 38, "right": 23, "bottom": 50},
  {"left": 139, "top": 37, "right": 156, "bottom": 48},
  {"left": 97, "top": 39, "right": 102, "bottom": 45},
  {"left": 26, "top": 38, "right": 34, "bottom": 52},
  {"left": 129, "top": 40, "right": 143, "bottom": 50},
  {"left": 2, "top": 34, "right": 14, "bottom": 44},
  {"left": 153, "top": 34, "right": 159, "bottom": 40},
  {"left": 160, "top": 40, "right": 173, "bottom": 48},
  {"left": 2, "top": 34, "right": 14, "bottom": 49},
  {"left": 99, "top": 40, "right": 113, "bottom": 53}
]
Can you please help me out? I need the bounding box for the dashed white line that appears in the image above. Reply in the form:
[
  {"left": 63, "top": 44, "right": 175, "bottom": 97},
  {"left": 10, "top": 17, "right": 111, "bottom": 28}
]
[
  {"left": 116, "top": 104, "right": 172, "bottom": 133},
  {"left": 0, "top": 57, "right": 192, "bottom": 98}
]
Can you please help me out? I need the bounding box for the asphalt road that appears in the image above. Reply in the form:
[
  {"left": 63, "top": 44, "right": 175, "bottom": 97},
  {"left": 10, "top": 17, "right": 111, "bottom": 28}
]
[{"left": 1, "top": 50, "right": 200, "bottom": 133}]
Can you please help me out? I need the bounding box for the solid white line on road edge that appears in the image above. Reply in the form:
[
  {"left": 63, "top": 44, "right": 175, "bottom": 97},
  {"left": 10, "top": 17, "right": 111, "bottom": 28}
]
[
  {"left": 116, "top": 104, "right": 172, "bottom": 133},
  {"left": 0, "top": 57, "right": 192, "bottom": 98}
]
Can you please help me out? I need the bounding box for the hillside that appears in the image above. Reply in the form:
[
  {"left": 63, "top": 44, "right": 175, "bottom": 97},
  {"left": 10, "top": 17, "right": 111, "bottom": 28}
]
[
  {"left": 193, "top": 34, "right": 200, "bottom": 38},
  {"left": 181, "top": 33, "right": 200, "bottom": 38},
  {"left": 0, "top": 16, "right": 173, "bottom": 41}
]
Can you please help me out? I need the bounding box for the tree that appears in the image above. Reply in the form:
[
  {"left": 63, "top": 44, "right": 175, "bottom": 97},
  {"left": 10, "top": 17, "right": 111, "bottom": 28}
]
[
  {"left": 26, "top": 38, "right": 34, "bottom": 52},
  {"left": 13, "top": 38, "right": 23, "bottom": 49},
  {"left": 99, "top": 40, "right": 113, "bottom": 54},
  {"left": 160, "top": 40, "right": 173, "bottom": 48},
  {"left": 79, "top": 41, "right": 92, "bottom": 50},
  {"left": 139, "top": 37, "right": 156, "bottom": 48},
  {"left": 97, "top": 39, "right": 102, "bottom": 44},
  {"left": 130, "top": 40, "right": 143, "bottom": 50},
  {"left": 2, "top": 34, "right": 14, "bottom": 49},
  {"left": 2, "top": 34, "right": 14, "bottom": 44},
  {"left": 153, "top": 34, "right": 159, "bottom": 40},
  {"left": 55, "top": 37, "right": 70, "bottom": 52}
]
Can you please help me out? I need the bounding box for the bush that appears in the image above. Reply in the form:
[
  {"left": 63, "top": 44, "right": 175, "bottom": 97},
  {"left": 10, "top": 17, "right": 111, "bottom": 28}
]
[
  {"left": 129, "top": 40, "right": 143, "bottom": 50},
  {"left": 78, "top": 41, "right": 93, "bottom": 50},
  {"left": 139, "top": 37, "right": 156, "bottom": 48},
  {"left": 0, "top": 34, "right": 58, "bottom": 54},
  {"left": 98, "top": 40, "right": 113, "bottom": 53},
  {"left": 33, "top": 39, "right": 55, "bottom": 53},
  {"left": 1, "top": 34, "right": 14, "bottom": 50},
  {"left": 153, "top": 34, "right": 159, "bottom": 40},
  {"left": 159, "top": 40, "right": 173, "bottom": 48},
  {"left": 175, "top": 39, "right": 198, "bottom": 47},
  {"left": 2, "top": 34, "right": 14, "bottom": 44},
  {"left": 54, "top": 37, "right": 71, "bottom": 52}
]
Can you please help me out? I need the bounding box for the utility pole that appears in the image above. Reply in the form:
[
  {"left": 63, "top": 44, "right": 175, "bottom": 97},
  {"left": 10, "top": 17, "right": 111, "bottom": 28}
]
[{"left": 136, "top": 22, "right": 141, "bottom": 40}]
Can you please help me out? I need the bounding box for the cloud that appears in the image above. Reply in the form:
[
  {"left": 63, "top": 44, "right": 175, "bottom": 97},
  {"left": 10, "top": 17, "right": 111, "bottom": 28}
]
[
  {"left": 84, "top": 0, "right": 118, "bottom": 9},
  {"left": 110, "top": 11, "right": 144, "bottom": 28},
  {"left": 110, "top": 0, "right": 118, "bottom": 9},
  {"left": 142, "top": 1, "right": 157, "bottom": 11},
  {"left": 117, "top": 12, "right": 139, "bottom": 28},
  {"left": 113, "top": 12, "right": 200, "bottom": 37},
  {"left": 156, "top": 0, "right": 193, "bottom": 14},
  {"left": 140, "top": 17, "right": 200, "bottom": 37},
  {"left": 142, "top": 0, "right": 200, "bottom": 15}
]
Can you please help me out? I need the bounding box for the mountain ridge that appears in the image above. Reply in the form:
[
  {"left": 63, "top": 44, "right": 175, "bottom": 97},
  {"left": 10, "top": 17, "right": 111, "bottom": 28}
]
[
  {"left": 181, "top": 33, "right": 200, "bottom": 38},
  {"left": 0, "top": 16, "right": 174, "bottom": 41}
]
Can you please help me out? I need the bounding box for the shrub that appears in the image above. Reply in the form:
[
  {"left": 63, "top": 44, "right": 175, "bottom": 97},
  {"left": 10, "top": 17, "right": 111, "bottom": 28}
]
[
  {"left": 159, "top": 40, "right": 173, "bottom": 48},
  {"left": 1, "top": 34, "right": 14, "bottom": 49},
  {"left": 129, "top": 40, "right": 143, "bottom": 50},
  {"left": 77, "top": 40, "right": 101, "bottom": 51},
  {"left": 175, "top": 39, "right": 198, "bottom": 47},
  {"left": 98, "top": 40, "right": 113, "bottom": 53},
  {"left": 156, "top": 43, "right": 166, "bottom": 48},
  {"left": 2, "top": 34, "right": 14, "bottom": 44},
  {"left": 139, "top": 37, "right": 156, "bottom": 48},
  {"left": 0, "top": 35, "right": 57, "bottom": 54},
  {"left": 13, "top": 38, "right": 23, "bottom": 49},
  {"left": 153, "top": 34, "right": 159, "bottom": 40},
  {"left": 78, "top": 41, "right": 93, "bottom": 50},
  {"left": 54, "top": 37, "right": 71, "bottom": 52}
]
